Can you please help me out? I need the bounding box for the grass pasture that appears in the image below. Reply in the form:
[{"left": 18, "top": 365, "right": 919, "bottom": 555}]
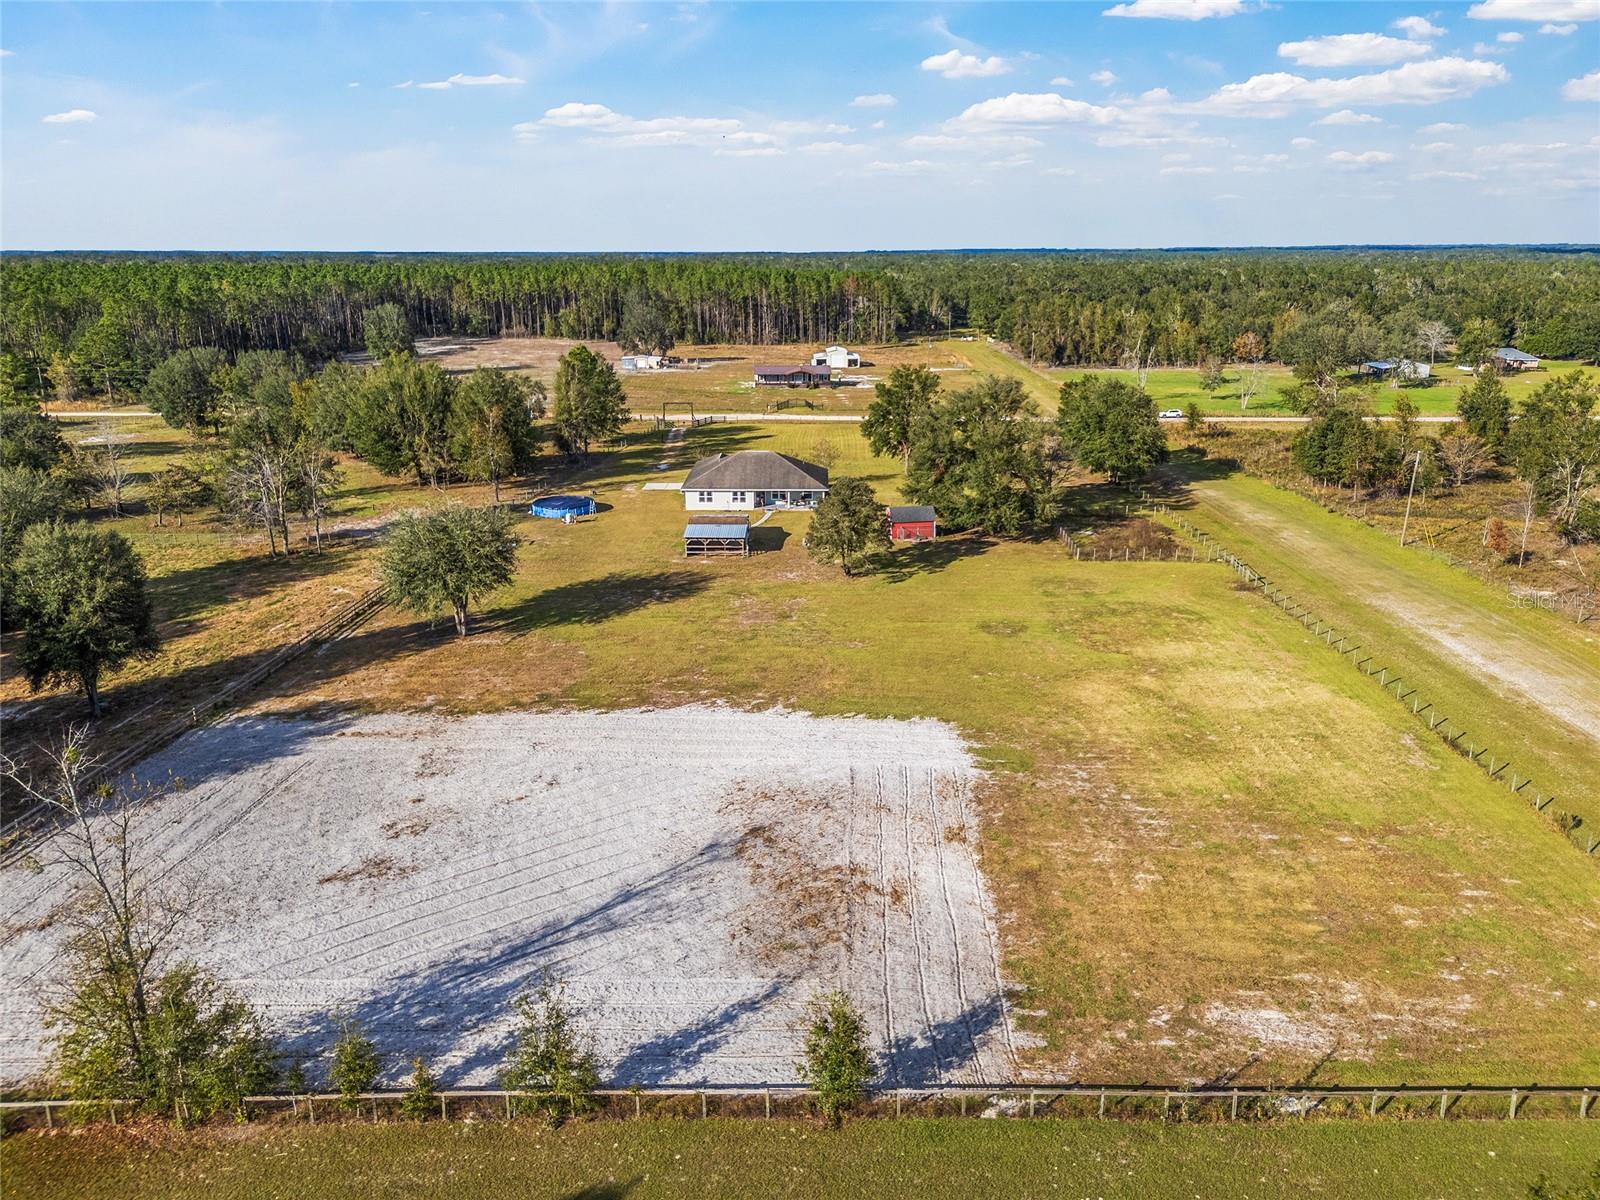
[
  {"left": 251, "top": 418, "right": 1600, "bottom": 1086},
  {"left": 5, "top": 407, "right": 1598, "bottom": 1091},
  {"left": 5, "top": 1119, "right": 1598, "bottom": 1200}
]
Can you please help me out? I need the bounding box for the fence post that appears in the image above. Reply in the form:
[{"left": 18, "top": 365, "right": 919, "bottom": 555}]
[
  {"left": 1509, "top": 1089, "right": 1519, "bottom": 1119},
  {"left": 309, "top": 1097, "right": 315, "bottom": 1124},
  {"left": 1370, "top": 1090, "right": 1378, "bottom": 1118},
  {"left": 1231, "top": 1089, "right": 1239, "bottom": 1120},
  {"left": 1029, "top": 1090, "right": 1037, "bottom": 1118},
  {"left": 896, "top": 1090, "right": 902, "bottom": 1118},
  {"left": 1439, "top": 1089, "right": 1448, "bottom": 1119},
  {"left": 439, "top": 1095, "right": 447, "bottom": 1121},
  {"left": 505, "top": 1093, "right": 511, "bottom": 1120},
  {"left": 700, "top": 1091, "right": 707, "bottom": 1119},
  {"left": 765, "top": 1089, "right": 771, "bottom": 1119},
  {"left": 43, "top": 1102, "right": 52, "bottom": 1130},
  {"left": 1099, "top": 1090, "right": 1107, "bottom": 1118},
  {"left": 1582, "top": 1090, "right": 1592, "bottom": 1119},
  {"left": 960, "top": 1092, "right": 967, "bottom": 1117}
]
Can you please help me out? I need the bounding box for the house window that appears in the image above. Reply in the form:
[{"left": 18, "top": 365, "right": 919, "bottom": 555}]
[
  {"left": 696, "top": 491, "right": 713, "bottom": 503},
  {"left": 731, "top": 491, "right": 748, "bottom": 505}
]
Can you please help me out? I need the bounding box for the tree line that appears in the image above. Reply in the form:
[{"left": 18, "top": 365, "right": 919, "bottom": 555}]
[{"left": 3, "top": 251, "right": 1595, "bottom": 401}]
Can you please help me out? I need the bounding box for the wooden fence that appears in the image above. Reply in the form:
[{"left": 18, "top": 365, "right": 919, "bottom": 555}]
[
  {"left": 1151, "top": 510, "right": 1596, "bottom": 859},
  {"left": 3, "top": 1082, "right": 1594, "bottom": 1132},
  {"left": 0, "top": 584, "right": 389, "bottom": 864}
]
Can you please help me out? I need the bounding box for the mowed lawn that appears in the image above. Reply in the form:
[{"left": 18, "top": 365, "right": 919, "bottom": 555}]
[
  {"left": 1042, "top": 360, "right": 1600, "bottom": 417},
  {"left": 1172, "top": 462, "right": 1600, "bottom": 837},
  {"left": 257, "top": 420, "right": 1600, "bottom": 1086},
  {"left": 7, "top": 1119, "right": 1600, "bottom": 1200}
]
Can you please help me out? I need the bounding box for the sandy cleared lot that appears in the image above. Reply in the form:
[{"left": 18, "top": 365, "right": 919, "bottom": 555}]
[{"left": 0, "top": 707, "right": 1017, "bottom": 1088}]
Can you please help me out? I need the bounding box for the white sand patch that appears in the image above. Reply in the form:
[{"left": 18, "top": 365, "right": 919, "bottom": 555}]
[{"left": 0, "top": 706, "right": 1017, "bottom": 1088}]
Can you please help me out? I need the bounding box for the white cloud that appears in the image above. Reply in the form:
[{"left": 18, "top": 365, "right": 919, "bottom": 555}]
[
  {"left": 1314, "top": 109, "right": 1384, "bottom": 125},
  {"left": 798, "top": 141, "right": 865, "bottom": 153},
  {"left": 922, "top": 49, "right": 1012, "bottom": 79},
  {"left": 1093, "top": 131, "right": 1229, "bottom": 147},
  {"left": 1278, "top": 33, "right": 1433, "bottom": 67},
  {"left": 1467, "top": 0, "right": 1599, "bottom": 20},
  {"left": 1420, "top": 121, "right": 1468, "bottom": 132},
  {"left": 1539, "top": 21, "right": 1580, "bottom": 32},
  {"left": 715, "top": 146, "right": 782, "bottom": 158},
  {"left": 987, "top": 154, "right": 1035, "bottom": 168},
  {"left": 905, "top": 132, "right": 1043, "bottom": 150},
  {"left": 1042, "top": 166, "right": 1077, "bottom": 176},
  {"left": 1050, "top": 75, "right": 1075, "bottom": 86},
  {"left": 0, "top": 48, "right": 13, "bottom": 57},
  {"left": 770, "top": 120, "right": 854, "bottom": 135},
  {"left": 408, "top": 72, "right": 524, "bottom": 90},
  {"left": 1415, "top": 140, "right": 1456, "bottom": 151},
  {"left": 1104, "top": 0, "right": 1250, "bottom": 19},
  {"left": 1327, "top": 149, "right": 1397, "bottom": 166},
  {"left": 952, "top": 92, "right": 1123, "bottom": 127},
  {"left": 1192, "top": 57, "right": 1509, "bottom": 115},
  {"left": 1160, "top": 164, "right": 1217, "bottom": 174},
  {"left": 870, "top": 119, "right": 887, "bottom": 129},
  {"left": 1498, "top": 30, "right": 1527, "bottom": 39},
  {"left": 1411, "top": 169, "right": 1484, "bottom": 180},
  {"left": 42, "top": 109, "right": 97, "bottom": 124},
  {"left": 1392, "top": 15, "right": 1447, "bottom": 37},
  {"left": 1564, "top": 69, "right": 1600, "bottom": 100},
  {"left": 1090, "top": 69, "right": 1119, "bottom": 86},
  {"left": 1291, "top": 136, "right": 1318, "bottom": 147},
  {"left": 865, "top": 159, "right": 939, "bottom": 173},
  {"left": 347, "top": 82, "right": 360, "bottom": 89},
  {"left": 850, "top": 93, "right": 897, "bottom": 108},
  {"left": 537, "top": 101, "right": 751, "bottom": 148},
  {"left": 511, "top": 122, "right": 539, "bottom": 143}
]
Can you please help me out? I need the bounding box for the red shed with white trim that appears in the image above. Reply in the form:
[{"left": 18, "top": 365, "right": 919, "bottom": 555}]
[{"left": 887, "top": 505, "right": 937, "bottom": 542}]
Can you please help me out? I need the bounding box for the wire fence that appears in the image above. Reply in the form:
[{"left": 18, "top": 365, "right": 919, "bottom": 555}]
[
  {"left": 3, "top": 1082, "right": 1595, "bottom": 1133},
  {"left": 1141, "top": 507, "right": 1596, "bottom": 859}
]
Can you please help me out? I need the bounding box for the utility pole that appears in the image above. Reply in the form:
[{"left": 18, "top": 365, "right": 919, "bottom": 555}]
[{"left": 1399, "top": 449, "right": 1423, "bottom": 546}]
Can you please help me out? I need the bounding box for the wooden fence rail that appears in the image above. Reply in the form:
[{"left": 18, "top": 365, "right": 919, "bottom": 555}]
[
  {"left": 1140, "top": 505, "right": 1597, "bottom": 859},
  {"left": 4, "top": 1083, "right": 1594, "bottom": 1130},
  {"left": 0, "top": 584, "right": 389, "bottom": 863}
]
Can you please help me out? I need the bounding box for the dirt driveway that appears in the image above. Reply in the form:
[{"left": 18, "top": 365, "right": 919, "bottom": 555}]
[{"left": 1190, "top": 475, "right": 1600, "bottom": 749}]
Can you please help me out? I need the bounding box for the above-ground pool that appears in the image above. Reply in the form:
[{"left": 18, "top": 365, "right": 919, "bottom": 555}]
[{"left": 530, "top": 494, "right": 597, "bottom": 519}]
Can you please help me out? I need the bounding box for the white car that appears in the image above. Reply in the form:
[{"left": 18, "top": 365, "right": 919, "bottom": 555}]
[{"left": 1158, "top": 408, "right": 1185, "bottom": 420}]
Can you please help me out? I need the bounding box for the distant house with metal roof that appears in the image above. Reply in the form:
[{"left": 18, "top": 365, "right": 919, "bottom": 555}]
[
  {"left": 810, "top": 346, "right": 860, "bottom": 370},
  {"left": 1360, "top": 359, "right": 1431, "bottom": 381},
  {"left": 683, "top": 515, "right": 750, "bottom": 558},
  {"left": 753, "top": 364, "right": 832, "bottom": 388},
  {"left": 887, "top": 505, "right": 937, "bottom": 542},
  {"left": 1494, "top": 347, "right": 1541, "bottom": 370},
  {"left": 682, "top": 450, "right": 830, "bottom": 511}
]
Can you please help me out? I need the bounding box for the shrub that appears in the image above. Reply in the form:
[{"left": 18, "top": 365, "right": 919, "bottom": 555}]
[
  {"left": 798, "top": 990, "right": 873, "bottom": 1128},
  {"left": 329, "top": 1015, "right": 380, "bottom": 1110}
]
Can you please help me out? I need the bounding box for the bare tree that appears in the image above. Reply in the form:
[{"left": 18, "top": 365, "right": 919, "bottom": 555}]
[
  {"left": 1237, "top": 362, "right": 1266, "bottom": 412},
  {"left": 1415, "top": 320, "right": 1452, "bottom": 365},
  {"left": 1516, "top": 479, "right": 1538, "bottom": 568},
  {"left": 1435, "top": 425, "right": 1494, "bottom": 488},
  {"left": 2, "top": 730, "right": 190, "bottom": 1092},
  {"left": 89, "top": 424, "right": 132, "bottom": 516}
]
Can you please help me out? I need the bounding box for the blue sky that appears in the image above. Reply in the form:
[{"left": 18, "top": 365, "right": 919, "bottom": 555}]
[{"left": 2, "top": 0, "right": 1597, "bottom": 250}]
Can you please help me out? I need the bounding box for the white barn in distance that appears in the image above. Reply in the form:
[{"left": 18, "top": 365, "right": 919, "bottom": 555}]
[
  {"left": 681, "top": 450, "right": 830, "bottom": 511},
  {"left": 811, "top": 345, "right": 860, "bottom": 369}
]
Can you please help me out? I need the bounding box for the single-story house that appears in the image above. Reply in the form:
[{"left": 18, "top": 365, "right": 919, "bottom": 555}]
[
  {"left": 682, "top": 450, "right": 829, "bottom": 511},
  {"left": 810, "top": 346, "right": 861, "bottom": 370},
  {"left": 754, "top": 364, "right": 832, "bottom": 388},
  {"left": 1494, "top": 347, "right": 1541, "bottom": 370},
  {"left": 1360, "top": 359, "right": 1431, "bottom": 381},
  {"left": 684, "top": 515, "right": 750, "bottom": 558},
  {"left": 620, "top": 354, "right": 664, "bottom": 371},
  {"left": 887, "top": 505, "right": 937, "bottom": 542}
]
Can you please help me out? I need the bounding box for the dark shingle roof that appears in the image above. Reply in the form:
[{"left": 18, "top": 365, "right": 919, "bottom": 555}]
[
  {"left": 682, "top": 451, "right": 830, "bottom": 492},
  {"left": 753, "top": 364, "right": 830, "bottom": 377},
  {"left": 888, "top": 505, "right": 936, "bottom": 523}
]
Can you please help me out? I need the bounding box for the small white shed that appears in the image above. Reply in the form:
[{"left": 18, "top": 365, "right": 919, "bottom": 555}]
[{"left": 810, "top": 346, "right": 860, "bottom": 370}]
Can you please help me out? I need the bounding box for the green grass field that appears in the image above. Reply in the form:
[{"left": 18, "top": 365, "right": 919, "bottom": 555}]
[
  {"left": 256, "top": 418, "right": 1600, "bottom": 1086},
  {"left": 11, "top": 405, "right": 1598, "bottom": 1088},
  {"left": 5, "top": 1119, "right": 1598, "bottom": 1200},
  {"left": 1041, "top": 361, "right": 1600, "bottom": 417}
]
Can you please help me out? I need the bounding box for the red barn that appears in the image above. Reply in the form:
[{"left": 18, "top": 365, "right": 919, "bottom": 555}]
[{"left": 887, "top": 505, "right": 937, "bottom": 542}]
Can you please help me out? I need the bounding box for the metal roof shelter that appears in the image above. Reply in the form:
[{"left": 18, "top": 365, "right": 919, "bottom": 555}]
[
  {"left": 684, "top": 515, "right": 751, "bottom": 558},
  {"left": 753, "top": 365, "right": 832, "bottom": 387},
  {"left": 683, "top": 451, "right": 829, "bottom": 494},
  {"left": 1495, "top": 347, "right": 1540, "bottom": 365},
  {"left": 887, "top": 505, "right": 936, "bottom": 524}
]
